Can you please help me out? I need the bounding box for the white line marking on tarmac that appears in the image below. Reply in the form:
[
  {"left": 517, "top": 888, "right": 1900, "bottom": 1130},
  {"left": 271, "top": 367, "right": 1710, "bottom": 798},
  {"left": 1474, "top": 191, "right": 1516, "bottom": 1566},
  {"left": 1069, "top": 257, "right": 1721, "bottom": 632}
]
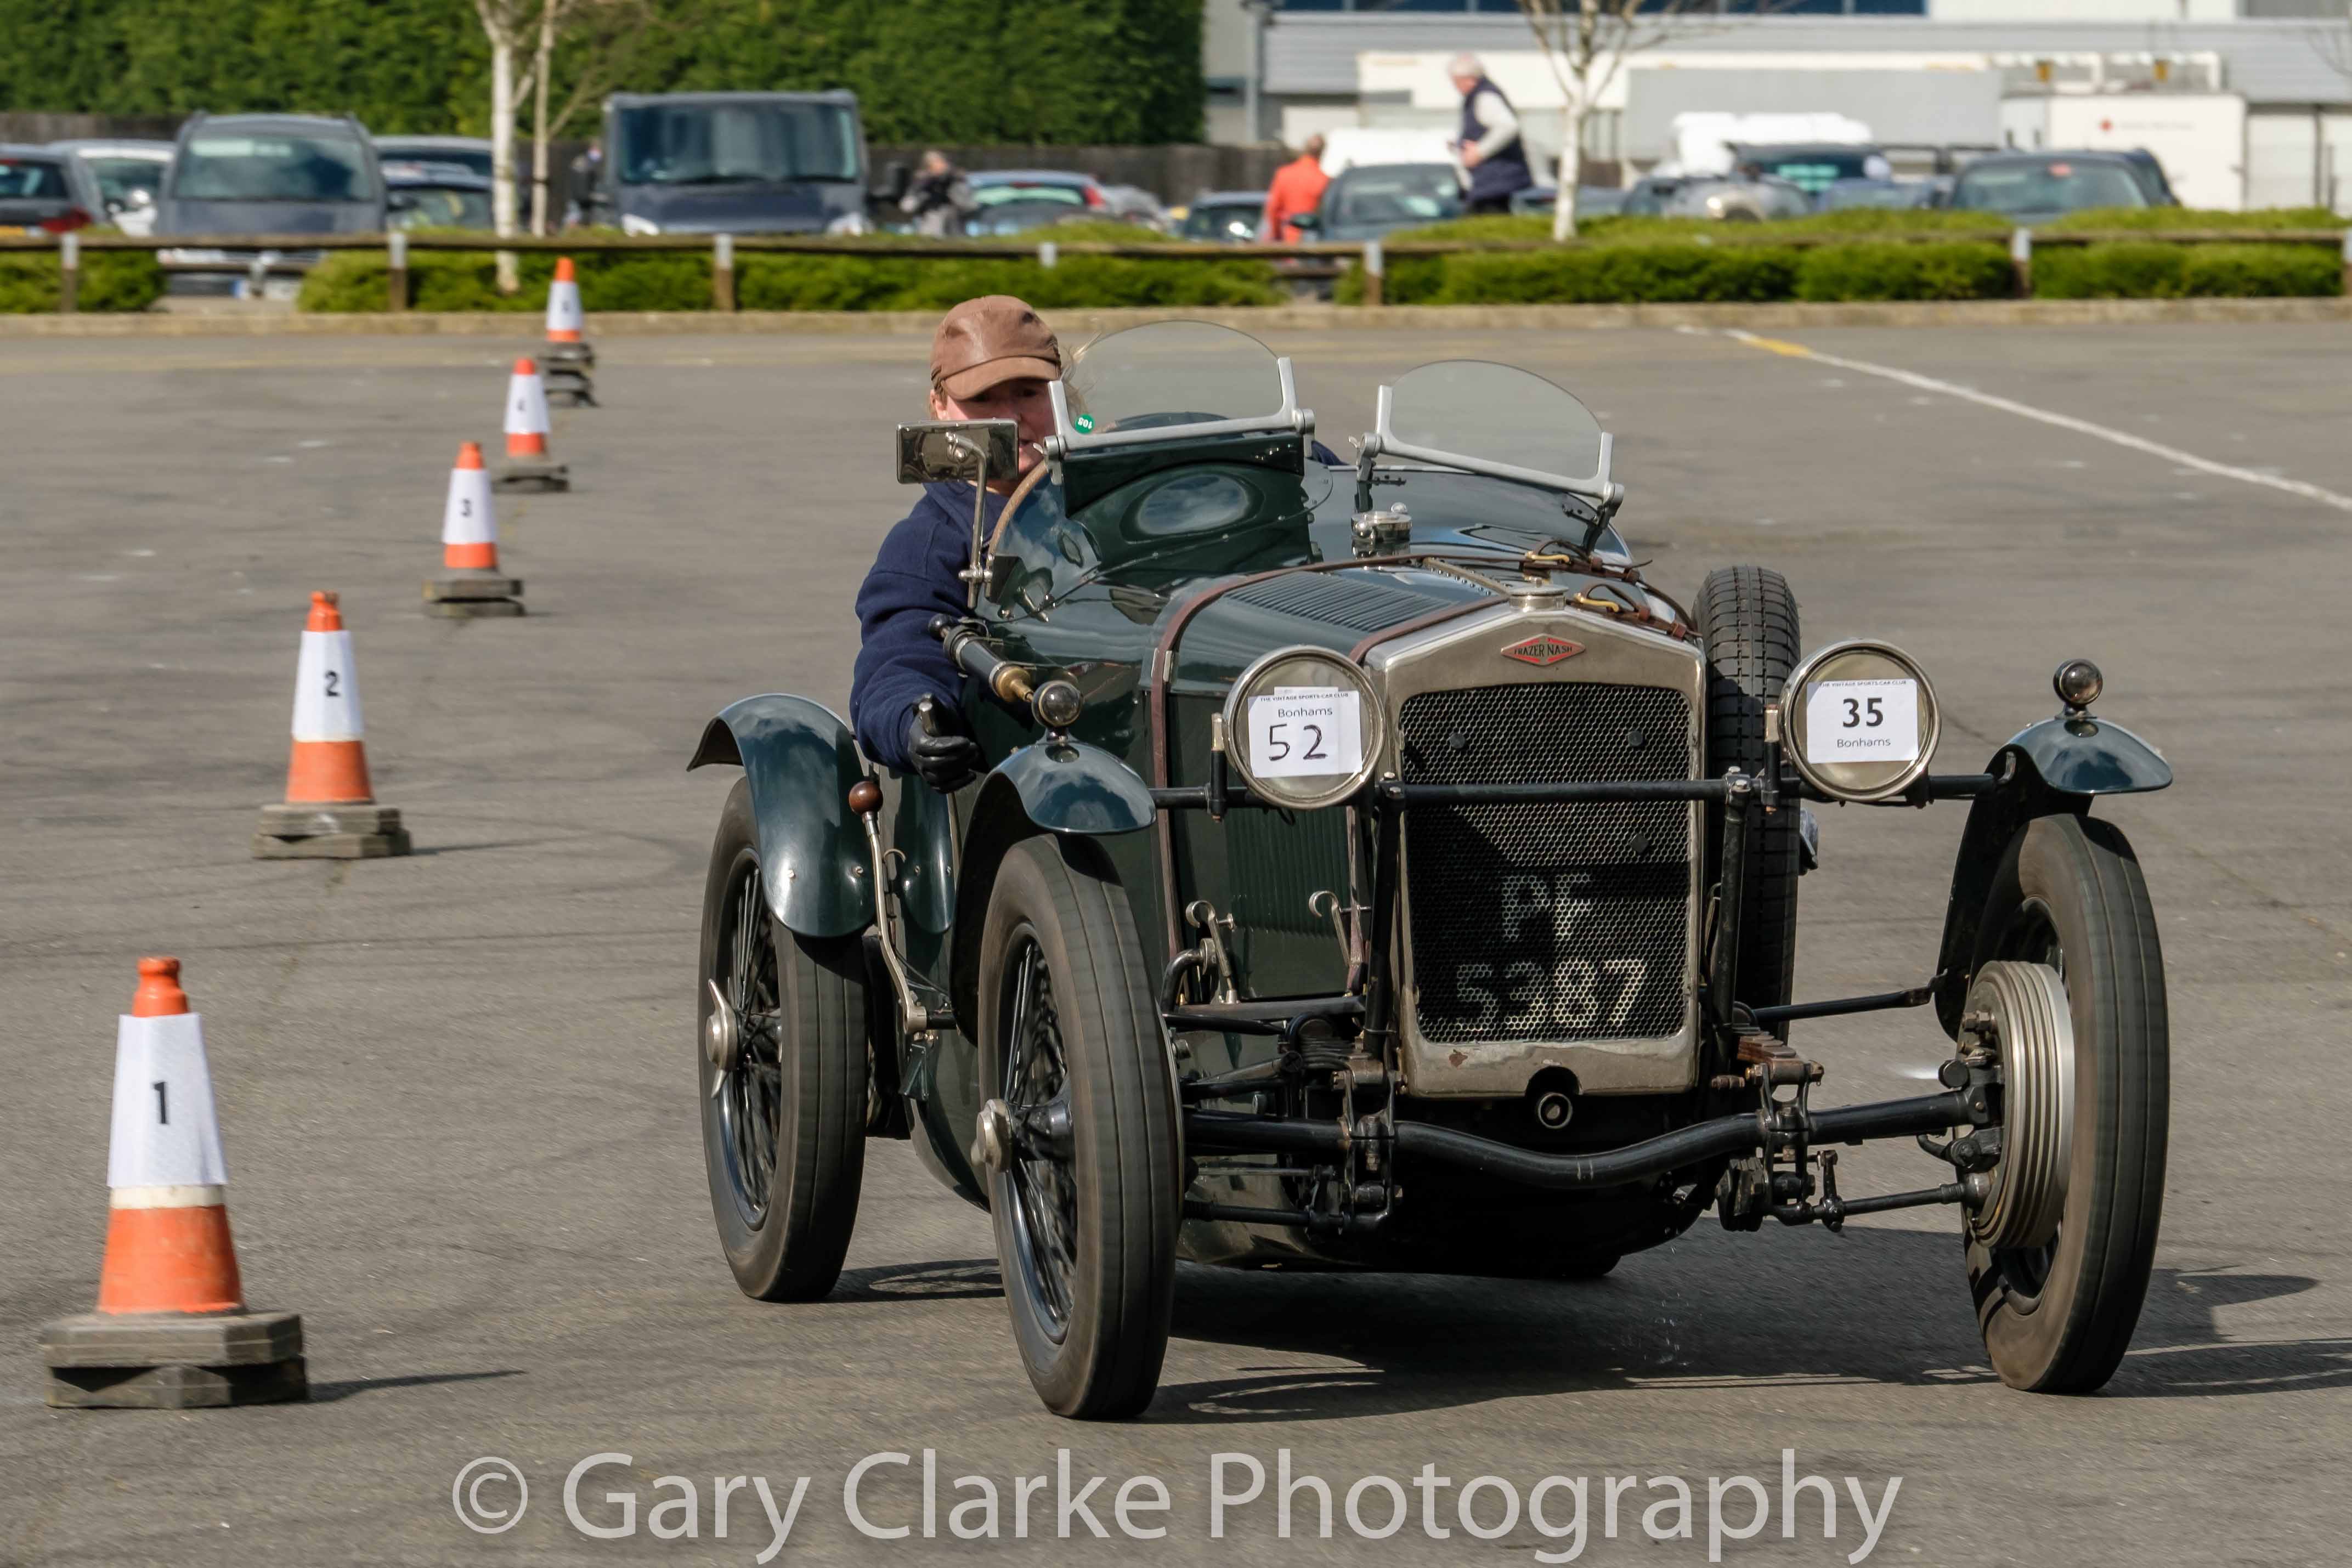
[{"left": 1725, "top": 329, "right": 2352, "bottom": 516}]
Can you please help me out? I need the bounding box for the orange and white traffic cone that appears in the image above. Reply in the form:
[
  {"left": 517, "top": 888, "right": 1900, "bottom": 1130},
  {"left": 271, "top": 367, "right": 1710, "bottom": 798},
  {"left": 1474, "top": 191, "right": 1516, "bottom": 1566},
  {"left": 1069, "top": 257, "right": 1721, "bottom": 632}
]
[
  {"left": 253, "top": 592, "right": 410, "bottom": 858},
  {"left": 497, "top": 356, "right": 569, "bottom": 491},
  {"left": 40, "top": 958, "right": 308, "bottom": 1408},
  {"left": 424, "top": 441, "right": 523, "bottom": 618},
  {"left": 542, "top": 256, "right": 596, "bottom": 404}
]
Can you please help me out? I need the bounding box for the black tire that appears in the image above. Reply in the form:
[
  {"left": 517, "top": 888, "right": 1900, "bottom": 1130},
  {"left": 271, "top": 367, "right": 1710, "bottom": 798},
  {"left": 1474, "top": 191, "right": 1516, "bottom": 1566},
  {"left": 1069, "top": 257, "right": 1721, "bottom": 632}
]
[
  {"left": 1693, "top": 566, "right": 1803, "bottom": 1032},
  {"left": 698, "top": 778, "right": 869, "bottom": 1301},
  {"left": 977, "top": 836, "right": 1179, "bottom": 1419},
  {"left": 1967, "top": 814, "right": 2168, "bottom": 1393}
]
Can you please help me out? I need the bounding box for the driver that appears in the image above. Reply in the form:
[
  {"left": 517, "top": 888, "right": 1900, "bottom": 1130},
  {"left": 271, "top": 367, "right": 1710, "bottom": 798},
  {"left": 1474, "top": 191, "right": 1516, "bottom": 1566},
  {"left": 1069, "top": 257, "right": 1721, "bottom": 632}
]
[{"left": 849, "top": 295, "right": 1062, "bottom": 793}]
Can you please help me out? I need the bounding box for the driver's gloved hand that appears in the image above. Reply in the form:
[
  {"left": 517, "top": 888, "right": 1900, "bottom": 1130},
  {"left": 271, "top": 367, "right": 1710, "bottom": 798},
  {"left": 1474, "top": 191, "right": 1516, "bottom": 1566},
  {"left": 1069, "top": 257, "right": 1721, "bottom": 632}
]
[{"left": 906, "top": 710, "right": 982, "bottom": 794}]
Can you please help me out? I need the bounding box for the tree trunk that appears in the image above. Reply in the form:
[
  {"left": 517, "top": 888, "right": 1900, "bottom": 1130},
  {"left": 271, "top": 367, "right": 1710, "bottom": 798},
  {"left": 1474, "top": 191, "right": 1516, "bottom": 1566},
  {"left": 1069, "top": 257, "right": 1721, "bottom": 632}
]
[
  {"left": 490, "top": 36, "right": 519, "bottom": 292},
  {"left": 1552, "top": 103, "right": 1586, "bottom": 242},
  {"left": 530, "top": 4, "right": 556, "bottom": 235}
]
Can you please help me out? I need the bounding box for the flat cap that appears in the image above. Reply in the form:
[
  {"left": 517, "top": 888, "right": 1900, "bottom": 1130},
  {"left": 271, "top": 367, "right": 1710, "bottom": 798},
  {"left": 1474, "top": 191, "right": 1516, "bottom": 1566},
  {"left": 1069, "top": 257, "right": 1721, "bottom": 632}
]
[{"left": 931, "top": 295, "right": 1061, "bottom": 400}]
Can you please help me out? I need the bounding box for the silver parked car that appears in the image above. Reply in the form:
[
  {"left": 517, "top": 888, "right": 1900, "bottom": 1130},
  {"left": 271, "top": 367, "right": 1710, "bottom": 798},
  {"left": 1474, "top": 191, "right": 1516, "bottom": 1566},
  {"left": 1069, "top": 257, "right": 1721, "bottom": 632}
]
[
  {"left": 0, "top": 145, "right": 109, "bottom": 235},
  {"left": 46, "top": 139, "right": 173, "bottom": 235}
]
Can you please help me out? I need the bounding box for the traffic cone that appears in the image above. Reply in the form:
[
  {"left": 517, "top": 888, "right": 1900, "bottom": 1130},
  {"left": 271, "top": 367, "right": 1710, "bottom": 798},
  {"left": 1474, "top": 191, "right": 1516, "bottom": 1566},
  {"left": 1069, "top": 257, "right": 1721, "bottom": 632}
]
[
  {"left": 424, "top": 441, "right": 524, "bottom": 619},
  {"left": 40, "top": 958, "right": 308, "bottom": 1408},
  {"left": 542, "top": 256, "right": 596, "bottom": 405},
  {"left": 497, "top": 356, "right": 569, "bottom": 491},
  {"left": 252, "top": 592, "right": 411, "bottom": 858}
]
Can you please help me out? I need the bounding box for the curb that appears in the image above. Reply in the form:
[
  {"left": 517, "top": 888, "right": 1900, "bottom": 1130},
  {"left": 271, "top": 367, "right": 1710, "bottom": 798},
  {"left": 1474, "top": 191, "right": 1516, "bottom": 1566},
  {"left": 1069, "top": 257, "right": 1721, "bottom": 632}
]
[{"left": 4, "top": 296, "right": 2348, "bottom": 338}]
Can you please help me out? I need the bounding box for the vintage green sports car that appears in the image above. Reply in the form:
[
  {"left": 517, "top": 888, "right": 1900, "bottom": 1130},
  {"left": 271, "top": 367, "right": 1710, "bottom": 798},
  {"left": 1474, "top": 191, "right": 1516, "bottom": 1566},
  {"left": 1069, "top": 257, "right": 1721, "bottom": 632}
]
[{"left": 691, "top": 322, "right": 2172, "bottom": 1419}]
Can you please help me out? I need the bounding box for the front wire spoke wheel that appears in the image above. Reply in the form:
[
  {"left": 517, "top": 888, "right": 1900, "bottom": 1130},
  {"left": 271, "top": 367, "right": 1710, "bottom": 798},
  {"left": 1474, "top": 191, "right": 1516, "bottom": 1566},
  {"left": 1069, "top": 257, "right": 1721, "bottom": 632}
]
[
  {"left": 1964, "top": 814, "right": 2167, "bottom": 1394},
  {"left": 1002, "top": 935, "right": 1078, "bottom": 1340},
  {"left": 977, "top": 837, "right": 1179, "bottom": 1419}
]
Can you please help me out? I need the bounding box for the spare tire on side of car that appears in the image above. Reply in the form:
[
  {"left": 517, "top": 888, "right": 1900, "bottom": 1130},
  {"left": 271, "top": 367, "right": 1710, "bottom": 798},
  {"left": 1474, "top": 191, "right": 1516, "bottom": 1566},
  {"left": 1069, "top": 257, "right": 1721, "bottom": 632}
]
[{"left": 1693, "top": 565, "right": 1802, "bottom": 1036}]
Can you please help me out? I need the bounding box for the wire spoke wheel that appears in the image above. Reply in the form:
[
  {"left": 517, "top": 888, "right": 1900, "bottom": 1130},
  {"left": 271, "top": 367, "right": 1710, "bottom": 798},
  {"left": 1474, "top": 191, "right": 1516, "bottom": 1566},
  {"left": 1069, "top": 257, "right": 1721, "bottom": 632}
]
[
  {"left": 977, "top": 836, "right": 1179, "bottom": 1419},
  {"left": 698, "top": 778, "right": 870, "bottom": 1303},
  {"left": 716, "top": 860, "right": 784, "bottom": 1226},
  {"left": 999, "top": 932, "right": 1078, "bottom": 1340}
]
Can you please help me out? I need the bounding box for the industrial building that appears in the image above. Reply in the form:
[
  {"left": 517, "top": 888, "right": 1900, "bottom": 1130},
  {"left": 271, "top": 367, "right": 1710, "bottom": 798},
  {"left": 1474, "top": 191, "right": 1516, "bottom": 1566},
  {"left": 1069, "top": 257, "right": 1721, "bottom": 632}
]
[{"left": 1203, "top": 1, "right": 2352, "bottom": 211}]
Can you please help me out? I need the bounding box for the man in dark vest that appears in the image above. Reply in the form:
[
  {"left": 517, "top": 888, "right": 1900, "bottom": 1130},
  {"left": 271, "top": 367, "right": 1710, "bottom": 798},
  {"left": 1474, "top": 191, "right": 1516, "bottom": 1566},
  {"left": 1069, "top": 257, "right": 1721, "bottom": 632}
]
[{"left": 1448, "top": 53, "right": 1534, "bottom": 215}]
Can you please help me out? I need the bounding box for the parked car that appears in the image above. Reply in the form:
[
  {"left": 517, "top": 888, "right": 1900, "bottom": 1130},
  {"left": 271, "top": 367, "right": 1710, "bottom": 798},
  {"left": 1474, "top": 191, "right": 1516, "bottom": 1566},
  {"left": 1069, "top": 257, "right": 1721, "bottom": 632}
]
[
  {"left": 1293, "top": 161, "right": 1463, "bottom": 243},
  {"left": 1175, "top": 190, "right": 1268, "bottom": 244},
  {"left": 969, "top": 170, "right": 1106, "bottom": 213},
  {"left": 0, "top": 145, "right": 107, "bottom": 234},
  {"left": 371, "top": 135, "right": 494, "bottom": 181},
  {"left": 1508, "top": 185, "right": 1630, "bottom": 221},
  {"left": 46, "top": 138, "right": 172, "bottom": 235},
  {"left": 1662, "top": 175, "right": 1812, "bottom": 223},
  {"left": 577, "top": 91, "right": 871, "bottom": 236},
  {"left": 1728, "top": 141, "right": 1888, "bottom": 197},
  {"left": 951, "top": 171, "right": 1112, "bottom": 237},
  {"left": 382, "top": 160, "right": 493, "bottom": 230},
  {"left": 152, "top": 112, "right": 385, "bottom": 297},
  {"left": 1815, "top": 178, "right": 1937, "bottom": 213},
  {"left": 1619, "top": 173, "right": 1698, "bottom": 217},
  {"left": 691, "top": 320, "right": 2175, "bottom": 1419},
  {"left": 1948, "top": 151, "right": 2165, "bottom": 224},
  {"left": 1097, "top": 183, "right": 1167, "bottom": 229}
]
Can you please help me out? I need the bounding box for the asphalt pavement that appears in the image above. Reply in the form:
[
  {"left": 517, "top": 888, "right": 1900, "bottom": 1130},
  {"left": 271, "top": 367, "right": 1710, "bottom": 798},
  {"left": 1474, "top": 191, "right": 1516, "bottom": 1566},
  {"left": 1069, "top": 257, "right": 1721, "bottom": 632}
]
[{"left": 2, "top": 320, "right": 2347, "bottom": 1567}]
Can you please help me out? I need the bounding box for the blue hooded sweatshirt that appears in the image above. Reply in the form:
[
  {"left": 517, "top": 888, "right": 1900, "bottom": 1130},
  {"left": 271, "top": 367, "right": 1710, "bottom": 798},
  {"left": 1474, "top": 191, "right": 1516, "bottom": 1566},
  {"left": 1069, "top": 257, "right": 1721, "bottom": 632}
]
[{"left": 850, "top": 480, "right": 1007, "bottom": 772}]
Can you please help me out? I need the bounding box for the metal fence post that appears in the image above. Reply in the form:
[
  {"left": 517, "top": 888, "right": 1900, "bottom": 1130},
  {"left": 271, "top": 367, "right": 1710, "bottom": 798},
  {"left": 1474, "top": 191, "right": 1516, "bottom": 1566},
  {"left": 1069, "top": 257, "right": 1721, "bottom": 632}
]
[
  {"left": 713, "top": 233, "right": 736, "bottom": 312},
  {"left": 1038, "top": 240, "right": 1059, "bottom": 270},
  {"left": 57, "top": 230, "right": 78, "bottom": 314},
  {"left": 2010, "top": 227, "right": 2033, "bottom": 298},
  {"left": 387, "top": 230, "right": 409, "bottom": 313},
  {"left": 1362, "top": 239, "right": 1384, "bottom": 308}
]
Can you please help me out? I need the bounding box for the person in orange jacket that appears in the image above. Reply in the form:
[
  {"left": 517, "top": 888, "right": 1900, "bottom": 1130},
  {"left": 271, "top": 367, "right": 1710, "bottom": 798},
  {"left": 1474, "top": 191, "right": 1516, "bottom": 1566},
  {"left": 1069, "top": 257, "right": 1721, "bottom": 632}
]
[{"left": 1260, "top": 134, "right": 1330, "bottom": 244}]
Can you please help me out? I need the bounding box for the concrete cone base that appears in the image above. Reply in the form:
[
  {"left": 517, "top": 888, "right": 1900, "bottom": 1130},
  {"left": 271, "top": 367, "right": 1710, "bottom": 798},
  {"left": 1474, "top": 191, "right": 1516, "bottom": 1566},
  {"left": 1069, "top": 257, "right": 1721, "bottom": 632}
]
[
  {"left": 426, "top": 571, "right": 524, "bottom": 617},
  {"left": 42, "top": 1309, "right": 307, "bottom": 1408},
  {"left": 545, "top": 369, "right": 596, "bottom": 407},
  {"left": 495, "top": 459, "right": 569, "bottom": 493},
  {"left": 253, "top": 802, "right": 411, "bottom": 859}
]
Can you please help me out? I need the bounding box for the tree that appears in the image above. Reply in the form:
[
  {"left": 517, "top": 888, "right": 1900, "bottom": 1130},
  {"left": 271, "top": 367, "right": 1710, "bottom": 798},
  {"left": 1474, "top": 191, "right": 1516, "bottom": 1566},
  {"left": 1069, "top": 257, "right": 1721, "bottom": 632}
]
[
  {"left": 1512, "top": 0, "right": 1789, "bottom": 241},
  {"left": 472, "top": 0, "right": 532, "bottom": 289},
  {"left": 523, "top": 0, "right": 660, "bottom": 233}
]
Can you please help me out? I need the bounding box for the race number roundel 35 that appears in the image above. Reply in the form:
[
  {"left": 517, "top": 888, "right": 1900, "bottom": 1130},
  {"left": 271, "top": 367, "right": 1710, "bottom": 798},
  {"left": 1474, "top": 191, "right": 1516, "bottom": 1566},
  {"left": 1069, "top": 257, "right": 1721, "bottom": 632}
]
[
  {"left": 1803, "top": 678, "right": 1919, "bottom": 765},
  {"left": 1784, "top": 639, "right": 1940, "bottom": 803}
]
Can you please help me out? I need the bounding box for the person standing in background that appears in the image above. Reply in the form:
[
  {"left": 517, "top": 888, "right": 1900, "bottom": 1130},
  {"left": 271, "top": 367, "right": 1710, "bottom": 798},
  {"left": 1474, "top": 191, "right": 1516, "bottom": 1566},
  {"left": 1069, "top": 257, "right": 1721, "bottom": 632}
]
[
  {"left": 1448, "top": 53, "right": 1533, "bottom": 215},
  {"left": 1260, "top": 134, "right": 1330, "bottom": 243},
  {"left": 901, "top": 149, "right": 979, "bottom": 237}
]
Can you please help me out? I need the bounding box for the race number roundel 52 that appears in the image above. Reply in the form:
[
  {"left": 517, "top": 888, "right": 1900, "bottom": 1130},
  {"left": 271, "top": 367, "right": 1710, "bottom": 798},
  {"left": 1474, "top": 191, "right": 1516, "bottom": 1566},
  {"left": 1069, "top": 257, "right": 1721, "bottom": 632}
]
[
  {"left": 1803, "top": 677, "right": 1919, "bottom": 765},
  {"left": 1247, "top": 687, "right": 1365, "bottom": 779}
]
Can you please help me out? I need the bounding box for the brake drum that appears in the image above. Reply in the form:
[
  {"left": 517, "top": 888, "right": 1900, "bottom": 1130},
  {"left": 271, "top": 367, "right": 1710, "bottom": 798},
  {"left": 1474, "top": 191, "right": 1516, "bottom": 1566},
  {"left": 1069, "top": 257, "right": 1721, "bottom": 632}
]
[{"left": 1965, "top": 960, "right": 2074, "bottom": 1251}]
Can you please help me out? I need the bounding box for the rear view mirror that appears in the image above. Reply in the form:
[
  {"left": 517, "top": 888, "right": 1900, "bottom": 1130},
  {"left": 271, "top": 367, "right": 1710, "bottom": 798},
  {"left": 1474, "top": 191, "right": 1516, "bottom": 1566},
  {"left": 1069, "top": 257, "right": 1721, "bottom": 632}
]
[
  {"left": 1289, "top": 211, "right": 1320, "bottom": 233},
  {"left": 896, "top": 419, "right": 1020, "bottom": 485}
]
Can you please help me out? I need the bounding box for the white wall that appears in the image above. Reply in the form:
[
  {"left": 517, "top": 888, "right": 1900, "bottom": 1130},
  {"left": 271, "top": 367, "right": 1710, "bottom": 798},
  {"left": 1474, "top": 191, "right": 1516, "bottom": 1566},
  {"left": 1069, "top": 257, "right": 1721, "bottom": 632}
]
[
  {"left": 2244, "top": 107, "right": 2352, "bottom": 212},
  {"left": 1931, "top": 0, "right": 2236, "bottom": 19}
]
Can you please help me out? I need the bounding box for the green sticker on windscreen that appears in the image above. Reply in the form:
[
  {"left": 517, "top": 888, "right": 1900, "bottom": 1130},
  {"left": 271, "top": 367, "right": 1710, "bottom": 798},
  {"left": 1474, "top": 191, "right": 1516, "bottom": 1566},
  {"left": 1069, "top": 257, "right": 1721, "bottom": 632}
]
[{"left": 1073, "top": 413, "right": 1095, "bottom": 433}]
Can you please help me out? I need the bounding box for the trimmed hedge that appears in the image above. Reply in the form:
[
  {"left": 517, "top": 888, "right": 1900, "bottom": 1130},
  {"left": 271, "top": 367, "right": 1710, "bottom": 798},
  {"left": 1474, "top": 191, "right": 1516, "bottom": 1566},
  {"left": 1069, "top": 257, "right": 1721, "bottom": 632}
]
[
  {"left": 299, "top": 245, "right": 709, "bottom": 313},
  {"left": 1794, "top": 241, "right": 2014, "bottom": 302},
  {"left": 298, "top": 230, "right": 1282, "bottom": 313},
  {"left": 0, "top": 248, "right": 165, "bottom": 312},
  {"left": 2033, "top": 240, "right": 2339, "bottom": 299}
]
